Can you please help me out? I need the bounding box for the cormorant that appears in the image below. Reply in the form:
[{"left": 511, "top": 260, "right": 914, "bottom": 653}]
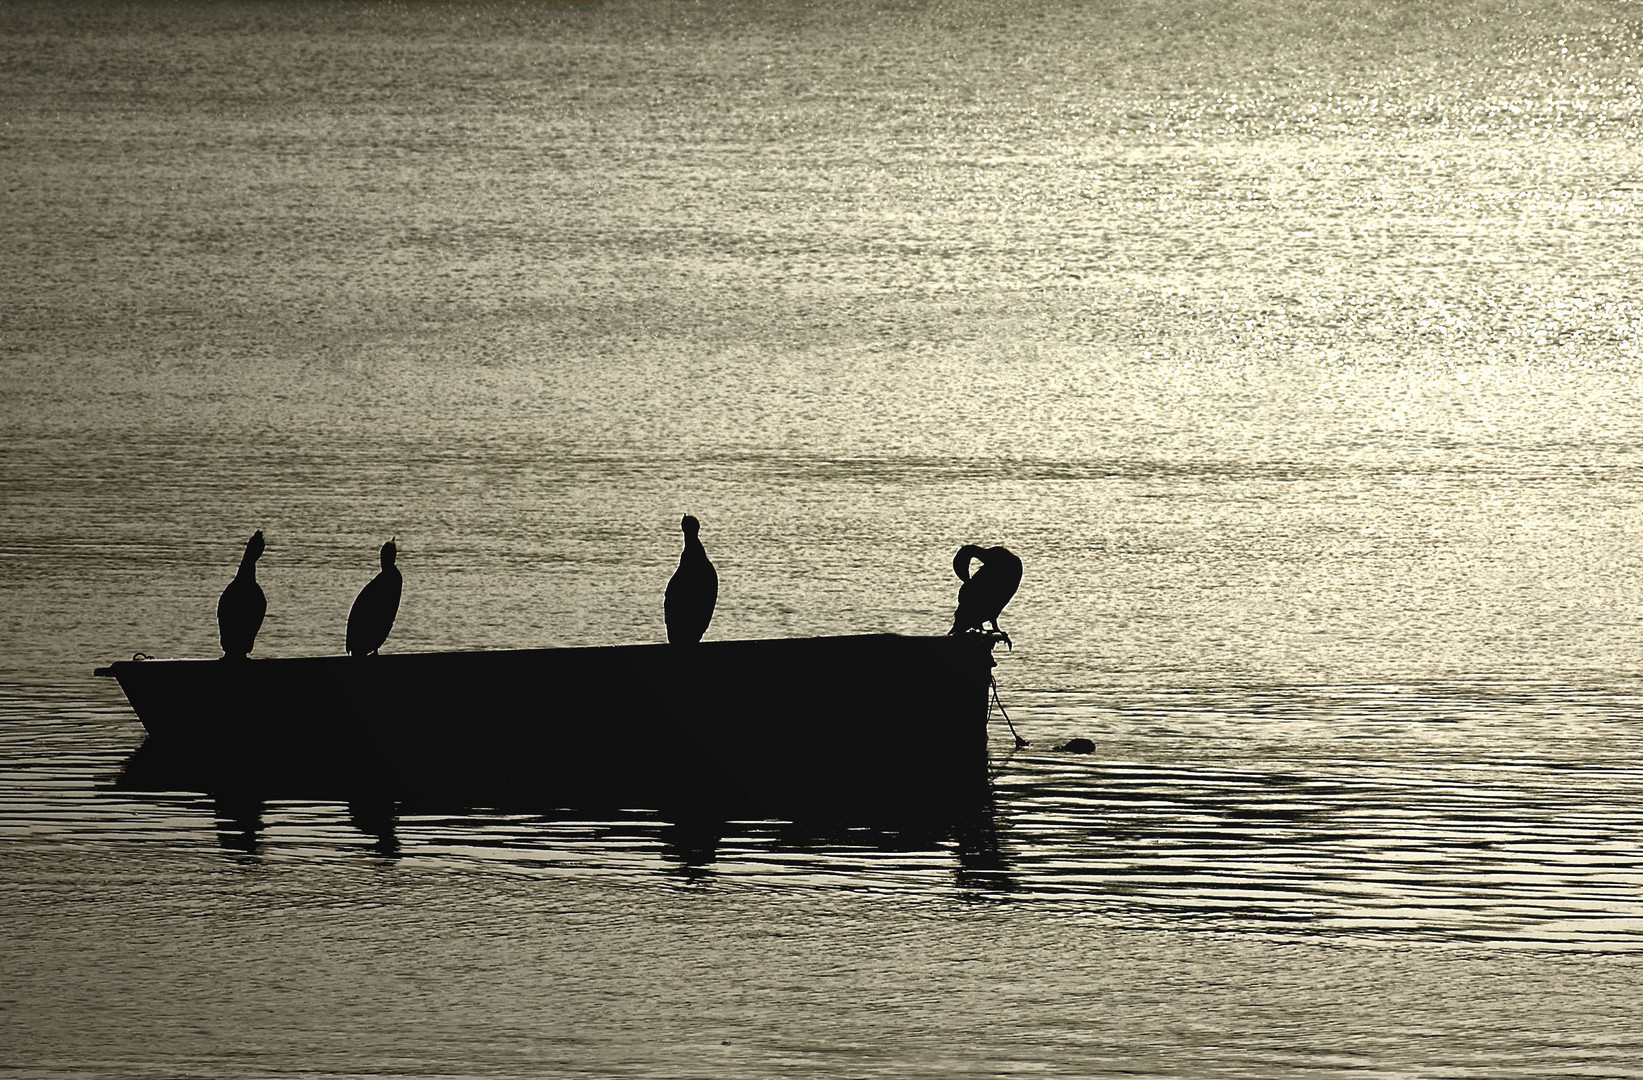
[
  {"left": 949, "top": 544, "right": 1022, "bottom": 645},
  {"left": 217, "top": 530, "right": 267, "bottom": 660},
  {"left": 665, "top": 515, "right": 717, "bottom": 645},
  {"left": 346, "top": 538, "right": 401, "bottom": 657}
]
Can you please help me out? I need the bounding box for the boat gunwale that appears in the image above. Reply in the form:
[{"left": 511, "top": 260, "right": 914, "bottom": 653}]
[{"left": 95, "top": 632, "right": 1000, "bottom": 674}]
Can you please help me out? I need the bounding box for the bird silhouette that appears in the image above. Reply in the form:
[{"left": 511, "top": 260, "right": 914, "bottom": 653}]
[
  {"left": 949, "top": 544, "right": 1022, "bottom": 646},
  {"left": 217, "top": 530, "right": 267, "bottom": 660},
  {"left": 346, "top": 538, "right": 401, "bottom": 657},
  {"left": 665, "top": 515, "right": 717, "bottom": 645}
]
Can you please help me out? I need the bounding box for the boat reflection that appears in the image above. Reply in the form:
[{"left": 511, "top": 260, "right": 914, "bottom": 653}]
[{"left": 113, "top": 734, "right": 1014, "bottom": 889}]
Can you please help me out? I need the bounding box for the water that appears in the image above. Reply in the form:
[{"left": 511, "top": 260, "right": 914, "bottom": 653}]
[{"left": 4, "top": 0, "right": 1643, "bottom": 1074}]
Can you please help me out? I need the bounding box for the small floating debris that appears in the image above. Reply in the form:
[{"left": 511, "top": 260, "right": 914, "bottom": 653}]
[{"left": 1053, "top": 738, "right": 1095, "bottom": 754}]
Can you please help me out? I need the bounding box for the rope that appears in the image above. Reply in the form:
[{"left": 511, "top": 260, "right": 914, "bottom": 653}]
[{"left": 990, "top": 674, "right": 1027, "bottom": 748}]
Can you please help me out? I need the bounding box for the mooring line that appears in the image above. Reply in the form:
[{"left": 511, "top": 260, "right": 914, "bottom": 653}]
[{"left": 991, "top": 674, "right": 1027, "bottom": 748}]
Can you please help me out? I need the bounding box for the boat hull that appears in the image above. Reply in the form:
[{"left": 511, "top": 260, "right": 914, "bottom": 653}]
[{"left": 102, "top": 634, "right": 999, "bottom": 821}]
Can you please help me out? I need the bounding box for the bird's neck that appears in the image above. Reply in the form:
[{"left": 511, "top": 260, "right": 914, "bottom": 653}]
[{"left": 237, "top": 556, "right": 259, "bottom": 581}]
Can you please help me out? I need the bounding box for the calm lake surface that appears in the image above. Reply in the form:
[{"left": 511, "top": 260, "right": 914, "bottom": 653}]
[{"left": 5, "top": 0, "right": 1643, "bottom": 1075}]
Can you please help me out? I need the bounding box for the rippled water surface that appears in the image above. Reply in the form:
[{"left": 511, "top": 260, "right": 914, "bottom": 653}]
[{"left": 5, "top": 0, "right": 1643, "bottom": 1075}]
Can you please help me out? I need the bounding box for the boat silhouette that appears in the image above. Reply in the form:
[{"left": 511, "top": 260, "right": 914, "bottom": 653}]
[{"left": 99, "top": 633, "right": 1003, "bottom": 824}]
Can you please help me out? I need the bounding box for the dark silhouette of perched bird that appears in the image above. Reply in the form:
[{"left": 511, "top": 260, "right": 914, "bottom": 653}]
[
  {"left": 665, "top": 515, "right": 717, "bottom": 645},
  {"left": 217, "top": 530, "right": 267, "bottom": 660},
  {"left": 346, "top": 538, "right": 401, "bottom": 657},
  {"left": 949, "top": 544, "right": 1023, "bottom": 646}
]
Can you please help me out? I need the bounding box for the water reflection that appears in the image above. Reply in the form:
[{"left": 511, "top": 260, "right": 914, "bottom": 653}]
[
  {"left": 953, "top": 796, "right": 1016, "bottom": 896},
  {"left": 658, "top": 817, "right": 722, "bottom": 881},
  {"left": 347, "top": 797, "right": 400, "bottom": 858},
  {"left": 46, "top": 684, "right": 1643, "bottom": 949},
  {"left": 211, "top": 793, "right": 264, "bottom": 857},
  {"left": 111, "top": 734, "right": 1013, "bottom": 887},
  {"left": 115, "top": 735, "right": 210, "bottom": 795}
]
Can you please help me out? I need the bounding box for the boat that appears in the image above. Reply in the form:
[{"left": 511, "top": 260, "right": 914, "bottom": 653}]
[{"left": 98, "top": 633, "right": 1003, "bottom": 822}]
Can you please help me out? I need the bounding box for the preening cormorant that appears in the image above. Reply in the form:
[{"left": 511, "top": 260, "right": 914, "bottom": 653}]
[
  {"left": 949, "top": 544, "right": 1022, "bottom": 645},
  {"left": 346, "top": 538, "right": 401, "bottom": 657},
  {"left": 665, "top": 515, "right": 717, "bottom": 645},
  {"left": 217, "top": 530, "right": 267, "bottom": 660}
]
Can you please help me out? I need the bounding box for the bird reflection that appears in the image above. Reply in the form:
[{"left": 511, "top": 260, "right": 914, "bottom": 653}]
[
  {"left": 665, "top": 515, "right": 717, "bottom": 645},
  {"left": 212, "top": 793, "right": 265, "bottom": 856},
  {"left": 950, "top": 544, "right": 1022, "bottom": 646},
  {"left": 347, "top": 538, "right": 401, "bottom": 656},
  {"left": 952, "top": 795, "right": 1016, "bottom": 895},
  {"left": 348, "top": 798, "right": 400, "bottom": 857},
  {"left": 217, "top": 530, "right": 266, "bottom": 660},
  {"left": 659, "top": 817, "right": 721, "bottom": 880}
]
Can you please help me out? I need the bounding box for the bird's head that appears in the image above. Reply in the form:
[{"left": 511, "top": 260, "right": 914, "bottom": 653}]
[
  {"left": 953, "top": 544, "right": 988, "bottom": 581},
  {"left": 381, "top": 538, "right": 397, "bottom": 567},
  {"left": 681, "top": 515, "right": 700, "bottom": 538},
  {"left": 246, "top": 530, "right": 265, "bottom": 560}
]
